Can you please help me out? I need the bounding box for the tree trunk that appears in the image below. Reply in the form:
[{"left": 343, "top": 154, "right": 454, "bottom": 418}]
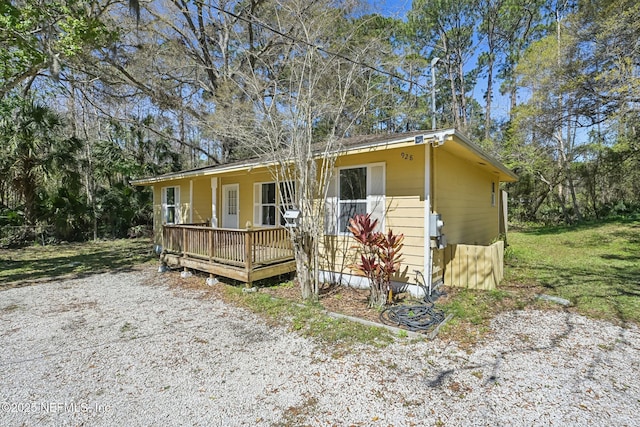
[
  {"left": 458, "top": 57, "right": 467, "bottom": 130},
  {"left": 485, "top": 54, "right": 494, "bottom": 141},
  {"left": 448, "top": 62, "right": 460, "bottom": 129},
  {"left": 368, "top": 278, "right": 387, "bottom": 308},
  {"left": 295, "top": 231, "right": 317, "bottom": 301}
]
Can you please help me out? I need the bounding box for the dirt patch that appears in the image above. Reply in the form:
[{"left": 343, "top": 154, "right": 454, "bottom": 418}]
[
  {"left": 263, "top": 282, "right": 385, "bottom": 324},
  {"left": 161, "top": 270, "right": 459, "bottom": 333}
]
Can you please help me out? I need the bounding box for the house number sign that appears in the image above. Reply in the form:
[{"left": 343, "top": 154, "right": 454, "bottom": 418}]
[{"left": 400, "top": 152, "right": 414, "bottom": 161}]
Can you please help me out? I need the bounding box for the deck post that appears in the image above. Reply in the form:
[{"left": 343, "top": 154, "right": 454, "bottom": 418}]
[
  {"left": 162, "top": 226, "right": 167, "bottom": 252},
  {"left": 208, "top": 228, "right": 213, "bottom": 262},
  {"left": 182, "top": 226, "right": 187, "bottom": 258}
]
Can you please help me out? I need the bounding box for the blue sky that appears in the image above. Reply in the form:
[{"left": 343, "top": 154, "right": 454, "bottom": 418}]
[
  {"left": 365, "top": 0, "right": 515, "bottom": 121},
  {"left": 367, "top": 0, "right": 412, "bottom": 18}
]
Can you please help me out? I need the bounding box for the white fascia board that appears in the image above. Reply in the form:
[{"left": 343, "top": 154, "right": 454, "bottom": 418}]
[{"left": 130, "top": 158, "right": 278, "bottom": 186}]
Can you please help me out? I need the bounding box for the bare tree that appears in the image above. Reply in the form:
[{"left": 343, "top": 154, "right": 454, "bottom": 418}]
[{"left": 225, "top": 0, "right": 382, "bottom": 299}]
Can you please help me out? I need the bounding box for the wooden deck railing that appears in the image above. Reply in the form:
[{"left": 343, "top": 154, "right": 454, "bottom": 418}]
[{"left": 162, "top": 225, "right": 295, "bottom": 269}]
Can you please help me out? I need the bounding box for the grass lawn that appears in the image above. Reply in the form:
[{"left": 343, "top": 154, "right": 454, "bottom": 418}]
[
  {"left": 0, "top": 238, "right": 156, "bottom": 285},
  {"left": 2, "top": 218, "right": 637, "bottom": 345},
  {"left": 504, "top": 217, "right": 640, "bottom": 324}
]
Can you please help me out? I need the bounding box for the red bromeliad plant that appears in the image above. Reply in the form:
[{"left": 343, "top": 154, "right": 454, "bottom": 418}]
[{"left": 348, "top": 214, "right": 404, "bottom": 308}]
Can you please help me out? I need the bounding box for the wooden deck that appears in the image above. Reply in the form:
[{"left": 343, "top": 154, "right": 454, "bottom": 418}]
[{"left": 161, "top": 225, "right": 296, "bottom": 285}]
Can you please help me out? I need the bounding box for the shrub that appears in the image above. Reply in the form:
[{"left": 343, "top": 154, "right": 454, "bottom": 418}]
[{"left": 348, "top": 214, "right": 404, "bottom": 308}]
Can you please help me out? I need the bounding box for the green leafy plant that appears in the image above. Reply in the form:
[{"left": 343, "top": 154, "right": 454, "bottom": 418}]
[{"left": 347, "top": 214, "right": 404, "bottom": 308}]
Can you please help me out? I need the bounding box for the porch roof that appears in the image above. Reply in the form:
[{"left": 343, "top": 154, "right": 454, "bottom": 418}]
[{"left": 131, "top": 128, "right": 517, "bottom": 185}]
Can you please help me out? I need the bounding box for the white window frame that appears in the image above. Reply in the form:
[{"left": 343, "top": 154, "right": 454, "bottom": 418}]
[
  {"left": 253, "top": 181, "right": 296, "bottom": 227},
  {"left": 327, "top": 162, "right": 385, "bottom": 236},
  {"left": 161, "top": 186, "right": 180, "bottom": 224}
]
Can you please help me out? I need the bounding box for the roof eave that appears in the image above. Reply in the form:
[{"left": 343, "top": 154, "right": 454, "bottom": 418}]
[
  {"left": 131, "top": 128, "right": 517, "bottom": 185},
  {"left": 451, "top": 129, "right": 518, "bottom": 182}
]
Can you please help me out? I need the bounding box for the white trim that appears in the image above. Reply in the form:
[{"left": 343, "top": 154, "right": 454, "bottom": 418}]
[
  {"left": 211, "top": 177, "right": 218, "bottom": 228},
  {"left": 335, "top": 162, "right": 386, "bottom": 235},
  {"left": 253, "top": 181, "right": 296, "bottom": 227},
  {"left": 221, "top": 184, "right": 239, "bottom": 229},
  {"left": 161, "top": 186, "right": 180, "bottom": 224},
  {"left": 491, "top": 181, "right": 496, "bottom": 207},
  {"left": 424, "top": 143, "right": 433, "bottom": 295},
  {"left": 131, "top": 129, "right": 517, "bottom": 186},
  {"left": 253, "top": 181, "right": 278, "bottom": 227},
  {"left": 318, "top": 270, "right": 427, "bottom": 298}
]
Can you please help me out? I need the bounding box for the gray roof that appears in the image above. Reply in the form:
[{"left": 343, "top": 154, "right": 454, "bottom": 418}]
[{"left": 131, "top": 129, "right": 517, "bottom": 185}]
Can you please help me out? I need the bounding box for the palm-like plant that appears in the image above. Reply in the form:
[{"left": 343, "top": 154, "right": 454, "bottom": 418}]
[
  {"left": 348, "top": 214, "right": 404, "bottom": 308},
  {"left": 0, "top": 97, "right": 77, "bottom": 225}
]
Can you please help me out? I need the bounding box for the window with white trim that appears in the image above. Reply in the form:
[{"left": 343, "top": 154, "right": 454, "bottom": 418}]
[
  {"left": 254, "top": 181, "right": 296, "bottom": 226},
  {"left": 325, "top": 163, "right": 385, "bottom": 235},
  {"left": 161, "top": 186, "right": 180, "bottom": 224},
  {"left": 339, "top": 167, "right": 367, "bottom": 233}
]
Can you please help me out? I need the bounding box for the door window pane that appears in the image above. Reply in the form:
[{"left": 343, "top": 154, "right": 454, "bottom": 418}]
[{"left": 228, "top": 189, "right": 237, "bottom": 215}]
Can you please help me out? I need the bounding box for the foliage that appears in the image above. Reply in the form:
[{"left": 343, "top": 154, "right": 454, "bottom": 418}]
[
  {"left": 1, "top": 0, "right": 640, "bottom": 245},
  {"left": 0, "top": 96, "right": 81, "bottom": 225},
  {"left": 0, "top": 0, "right": 115, "bottom": 97},
  {"left": 95, "top": 183, "right": 152, "bottom": 239},
  {"left": 348, "top": 214, "right": 405, "bottom": 308}
]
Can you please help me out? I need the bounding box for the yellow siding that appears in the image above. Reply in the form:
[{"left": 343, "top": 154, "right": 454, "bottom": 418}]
[
  {"left": 152, "top": 185, "right": 162, "bottom": 245},
  {"left": 219, "top": 168, "right": 274, "bottom": 228},
  {"left": 322, "top": 145, "right": 427, "bottom": 282},
  {"left": 433, "top": 148, "right": 499, "bottom": 245},
  {"left": 146, "top": 136, "right": 505, "bottom": 282},
  {"left": 191, "top": 178, "right": 212, "bottom": 224}
]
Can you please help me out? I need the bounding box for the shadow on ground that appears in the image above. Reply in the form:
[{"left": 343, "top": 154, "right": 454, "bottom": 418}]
[{"left": 0, "top": 239, "right": 156, "bottom": 286}]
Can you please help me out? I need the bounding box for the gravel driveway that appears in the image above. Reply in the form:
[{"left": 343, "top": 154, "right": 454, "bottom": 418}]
[{"left": 1, "top": 268, "right": 639, "bottom": 426}]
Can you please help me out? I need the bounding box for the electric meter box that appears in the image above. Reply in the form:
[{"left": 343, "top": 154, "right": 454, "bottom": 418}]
[{"left": 429, "top": 213, "right": 444, "bottom": 237}]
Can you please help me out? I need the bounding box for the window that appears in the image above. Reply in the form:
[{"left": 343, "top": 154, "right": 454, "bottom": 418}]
[
  {"left": 325, "top": 163, "right": 385, "bottom": 235},
  {"left": 162, "top": 186, "right": 180, "bottom": 224},
  {"left": 227, "top": 187, "right": 237, "bottom": 215},
  {"left": 338, "top": 167, "right": 367, "bottom": 233},
  {"left": 254, "top": 181, "right": 296, "bottom": 226}
]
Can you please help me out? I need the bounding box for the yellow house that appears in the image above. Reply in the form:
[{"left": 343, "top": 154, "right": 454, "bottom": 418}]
[{"left": 132, "top": 129, "right": 517, "bottom": 291}]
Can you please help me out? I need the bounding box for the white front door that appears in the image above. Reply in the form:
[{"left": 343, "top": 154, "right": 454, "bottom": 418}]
[{"left": 222, "top": 184, "right": 239, "bottom": 228}]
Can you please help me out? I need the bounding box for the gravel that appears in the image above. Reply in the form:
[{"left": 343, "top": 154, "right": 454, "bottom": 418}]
[{"left": 1, "top": 268, "right": 639, "bottom": 426}]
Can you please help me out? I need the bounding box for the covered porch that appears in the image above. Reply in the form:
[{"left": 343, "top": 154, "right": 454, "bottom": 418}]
[{"left": 161, "top": 224, "right": 297, "bottom": 285}]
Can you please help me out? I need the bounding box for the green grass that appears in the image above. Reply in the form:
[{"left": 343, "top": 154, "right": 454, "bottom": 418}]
[
  {"left": 434, "top": 218, "right": 640, "bottom": 343},
  {"left": 219, "top": 284, "right": 396, "bottom": 349},
  {"left": 504, "top": 218, "right": 640, "bottom": 324},
  {"left": 0, "top": 238, "right": 156, "bottom": 284}
]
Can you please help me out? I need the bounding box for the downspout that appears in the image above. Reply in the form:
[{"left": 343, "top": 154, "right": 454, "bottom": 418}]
[
  {"left": 211, "top": 177, "right": 218, "bottom": 228},
  {"left": 424, "top": 142, "right": 432, "bottom": 296},
  {"left": 424, "top": 130, "right": 452, "bottom": 295}
]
